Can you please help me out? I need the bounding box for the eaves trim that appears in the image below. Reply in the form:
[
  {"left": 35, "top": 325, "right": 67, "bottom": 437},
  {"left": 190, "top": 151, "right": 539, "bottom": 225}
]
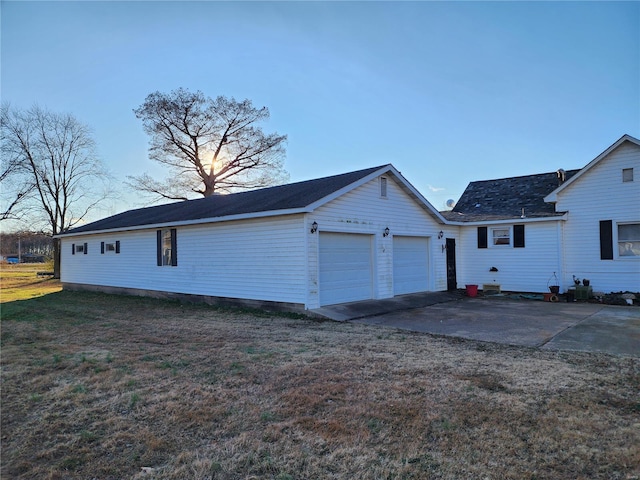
[
  {"left": 55, "top": 207, "right": 310, "bottom": 238},
  {"left": 445, "top": 214, "right": 567, "bottom": 226}
]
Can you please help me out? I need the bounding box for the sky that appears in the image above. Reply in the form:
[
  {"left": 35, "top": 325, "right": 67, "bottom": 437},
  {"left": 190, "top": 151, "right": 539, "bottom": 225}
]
[{"left": 2, "top": 0, "right": 639, "bottom": 224}]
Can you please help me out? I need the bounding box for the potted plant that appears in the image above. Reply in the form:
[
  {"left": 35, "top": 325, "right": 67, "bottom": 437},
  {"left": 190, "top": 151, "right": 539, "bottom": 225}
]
[{"left": 547, "top": 272, "right": 560, "bottom": 294}]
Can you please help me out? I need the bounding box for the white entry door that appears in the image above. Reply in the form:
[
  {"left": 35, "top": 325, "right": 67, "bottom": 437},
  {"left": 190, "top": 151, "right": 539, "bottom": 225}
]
[
  {"left": 393, "top": 236, "right": 429, "bottom": 295},
  {"left": 319, "top": 232, "right": 373, "bottom": 306}
]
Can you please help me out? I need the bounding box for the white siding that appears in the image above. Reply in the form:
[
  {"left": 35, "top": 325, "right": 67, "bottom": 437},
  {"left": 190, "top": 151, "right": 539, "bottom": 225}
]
[
  {"left": 305, "top": 176, "right": 450, "bottom": 308},
  {"left": 555, "top": 142, "right": 640, "bottom": 292},
  {"left": 455, "top": 221, "right": 563, "bottom": 293},
  {"left": 61, "top": 215, "right": 308, "bottom": 304}
]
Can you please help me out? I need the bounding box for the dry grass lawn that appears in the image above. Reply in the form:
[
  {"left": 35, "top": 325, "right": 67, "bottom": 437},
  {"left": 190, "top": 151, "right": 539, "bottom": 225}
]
[
  {"left": 0, "top": 262, "right": 61, "bottom": 303},
  {"left": 1, "top": 269, "right": 639, "bottom": 479}
]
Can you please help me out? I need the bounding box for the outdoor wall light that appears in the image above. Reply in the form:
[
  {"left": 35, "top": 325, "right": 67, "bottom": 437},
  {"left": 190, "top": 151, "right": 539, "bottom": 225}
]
[
  {"left": 310, "top": 221, "right": 318, "bottom": 234},
  {"left": 383, "top": 227, "right": 390, "bottom": 237},
  {"left": 437, "top": 230, "right": 444, "bottom": 239}
]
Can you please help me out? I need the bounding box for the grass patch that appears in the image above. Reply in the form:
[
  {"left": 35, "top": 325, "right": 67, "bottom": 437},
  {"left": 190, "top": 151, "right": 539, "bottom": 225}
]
[
  {"left": 1, "top": 277, "right": 639, "bottom": 479},
  {"left": 0, "top": 263, "right": 61, "bottom": 303}
]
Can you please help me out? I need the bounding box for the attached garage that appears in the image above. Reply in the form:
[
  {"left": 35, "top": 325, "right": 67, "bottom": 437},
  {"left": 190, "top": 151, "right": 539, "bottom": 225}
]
[
  {"left": 59, "top": 164, "right": 450, "bottom": 311},
  {"left": 319, "top": 232, "right": 373, "bottom": 306},
  {"left": 393, "top": 236, "right": 429, "bottom": 295}
]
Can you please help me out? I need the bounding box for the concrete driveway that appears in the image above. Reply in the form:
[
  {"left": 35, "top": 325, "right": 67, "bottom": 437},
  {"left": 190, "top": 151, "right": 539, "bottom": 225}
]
[{"left": 312, "top": 292, "right": 640, "bottom": 357}]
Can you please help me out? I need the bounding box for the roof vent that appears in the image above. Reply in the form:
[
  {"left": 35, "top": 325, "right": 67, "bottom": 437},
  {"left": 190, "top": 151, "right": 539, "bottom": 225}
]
[{"left": 556, "top": 168, "right": 566, "bottom": 185}]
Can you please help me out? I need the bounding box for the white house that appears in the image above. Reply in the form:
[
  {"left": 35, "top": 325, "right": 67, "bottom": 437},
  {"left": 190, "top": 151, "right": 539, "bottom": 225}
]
[
  {"left": 545, "top": 134, "right": 640, "bottom": 293},
  {"left": 59, "top": 165, "right": 454, "bottom": 312},
  {"left": 445, "top": 134, "right": 640, "bottom": 294},
  {"left": 59, "top": 135, "right": 639, "bottom": 311}
]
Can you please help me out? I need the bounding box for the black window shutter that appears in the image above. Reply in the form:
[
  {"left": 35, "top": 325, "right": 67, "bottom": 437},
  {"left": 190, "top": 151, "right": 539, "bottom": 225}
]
[
  {"left": 156, "top": 230, "right": 163, "bottom": 266},
  {"left": 477, "top": 227, "right": 488, "bottom": 249},
  {"left": 72, "top": 243, "right": 75, "bottom": 255},
  {"left": 514, "top": 224, "right": 525, "bottom": 248},
  {"left": 600, "top": 220, "right": 613, "bottom": 260},
  {"left": 115, "top": 241, "right": 120, "bottom": 254},
  {"left": 101, "top": 242, "right": 105, "bottom": 254},
  {"left": 84, "top": 242, "right": 88, "bottom": 254},
  {"left": 170, "top": 229, "right": 178, "bottom": 266}
]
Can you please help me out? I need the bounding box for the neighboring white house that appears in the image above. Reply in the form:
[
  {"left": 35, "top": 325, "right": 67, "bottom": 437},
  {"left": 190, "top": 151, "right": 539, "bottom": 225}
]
[
  {"left": 444, "top": 134, "right": 640, "bottom": 294},
  {"left": 59, "top": 135, "right": 639, "bottom": 310},
  {"left": 59, "top": 165, "right": 453, "bottom": 311}
]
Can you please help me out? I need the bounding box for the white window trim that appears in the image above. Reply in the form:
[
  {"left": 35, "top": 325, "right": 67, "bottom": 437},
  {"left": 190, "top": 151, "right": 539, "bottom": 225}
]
[
  {"left": 617, "top": 222, "right": 640, "bottom": 259},
  {"left": 380, "top": 176, "right": 388, "bottom": 199},
  {"left": 491, "top": 227, "right": 511, "bottom": 247}
]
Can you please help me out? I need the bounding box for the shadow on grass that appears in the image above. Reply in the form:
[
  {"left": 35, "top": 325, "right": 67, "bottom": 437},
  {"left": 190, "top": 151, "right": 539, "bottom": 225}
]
[{"left": 1, "top": 289, "right": 310, "bottom": 325}]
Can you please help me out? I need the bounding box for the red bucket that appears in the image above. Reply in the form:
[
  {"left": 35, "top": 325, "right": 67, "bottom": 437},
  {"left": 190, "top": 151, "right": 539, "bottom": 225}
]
[{"left": 465, "top": 284, "right": 478, "bottom": 297}]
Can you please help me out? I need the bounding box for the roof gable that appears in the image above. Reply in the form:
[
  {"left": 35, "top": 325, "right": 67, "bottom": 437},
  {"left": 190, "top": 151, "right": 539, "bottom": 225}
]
[
  {"left": 62, "top": 165, "right": 445, "bottom": 236},
  {"left": 544, "top": 134, "right": 640, "bottom": 203}
]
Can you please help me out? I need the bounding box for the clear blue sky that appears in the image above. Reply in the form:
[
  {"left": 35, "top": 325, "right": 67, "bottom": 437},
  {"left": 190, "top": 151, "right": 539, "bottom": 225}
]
[{"left": 2, "top": 1, "right": 638, "bottom": 221}]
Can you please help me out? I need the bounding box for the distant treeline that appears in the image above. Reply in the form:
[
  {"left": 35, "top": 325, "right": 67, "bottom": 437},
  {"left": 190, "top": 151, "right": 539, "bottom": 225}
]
[{"left": 1, "top": 231, "right": 54, "bottom": 258}]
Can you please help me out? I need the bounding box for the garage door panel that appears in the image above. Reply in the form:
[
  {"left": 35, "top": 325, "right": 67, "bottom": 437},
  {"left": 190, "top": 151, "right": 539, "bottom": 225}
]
[
  {"left": 319, "top": 233, "right": 373, "bottom": 306},
  {"left": 393, "top": 236, "right": 429, "bottom": 295}
]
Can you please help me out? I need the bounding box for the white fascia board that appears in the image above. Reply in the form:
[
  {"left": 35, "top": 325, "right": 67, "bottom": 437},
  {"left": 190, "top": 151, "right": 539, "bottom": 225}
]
[
  {"left": 446, "top": 215, "right": 567, "bottom": 227},
  {"left": 545, "top": 134, "right": 640, "bottom": 203},
  {"left": 55, "top": 207, "right": 309, "bottom": 238}
]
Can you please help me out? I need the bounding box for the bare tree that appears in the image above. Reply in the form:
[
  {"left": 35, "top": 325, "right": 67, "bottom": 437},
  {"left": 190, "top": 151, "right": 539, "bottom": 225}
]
[
  {"left": 0, "top": 104, "right": 35, "bottom": 221},
  {"left": 128, "top": 89, "right": 288, "bottom": 201},
  {"left": 1, "top": 104, "right": 111, "bottom": 277}
]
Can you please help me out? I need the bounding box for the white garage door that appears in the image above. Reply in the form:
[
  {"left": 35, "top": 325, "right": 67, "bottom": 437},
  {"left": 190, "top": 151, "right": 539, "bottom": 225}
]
[
  {"left": 319, "top": 232, "right": 373, "bottom": 306},
  {"left": 393, "top": 236, "right": 429, "bottom": 295}
]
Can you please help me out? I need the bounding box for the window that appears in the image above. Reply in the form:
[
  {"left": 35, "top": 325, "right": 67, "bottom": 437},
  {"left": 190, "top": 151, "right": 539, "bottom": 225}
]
[
  {"left": 101, "top": 241, "right": 121, "bottom": 254},
  {"left": 72, "top": 243, "right": 88, "bottom": 255},
  {"left": 618, "top": 223, "right": 640, "bottom": 257},
  {"left": 492, "top": 228, "right": 510, "bottom": 246},
  {"left": 380, "top": 177, "right": 388, "bottom": 198},
  {"left": 622, "top": 168, "right": 634, "bottom": 182},
  {"left": 157, "top": 229, "right": 177, "bottom": 266}
]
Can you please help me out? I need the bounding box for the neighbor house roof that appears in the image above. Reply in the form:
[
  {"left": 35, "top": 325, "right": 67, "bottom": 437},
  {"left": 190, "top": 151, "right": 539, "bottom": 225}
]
[
  {"left": 441, "top": 169, "right": 580, "bottom": 223},
  {"left": 61, "top": 164, "right": 445, "bottom": 236}
]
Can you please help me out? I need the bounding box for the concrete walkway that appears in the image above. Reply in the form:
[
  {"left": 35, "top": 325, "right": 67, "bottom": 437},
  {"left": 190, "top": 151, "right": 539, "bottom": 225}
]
[{"left": 312, "top": 292, "right": 640, "bottom": 357}]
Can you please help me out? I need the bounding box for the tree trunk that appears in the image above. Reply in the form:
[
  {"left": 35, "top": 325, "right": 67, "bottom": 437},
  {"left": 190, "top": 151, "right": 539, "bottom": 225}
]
[
  {"left": 203, "top": 182, "right": 216, "bottom": 197},
  {"left": 53, "top": 237, "right": 61, "bottom": 279}
]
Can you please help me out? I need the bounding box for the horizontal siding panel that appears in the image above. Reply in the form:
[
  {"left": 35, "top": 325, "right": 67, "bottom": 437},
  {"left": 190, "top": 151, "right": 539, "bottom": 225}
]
[
  {"left": 61, "top": 215, "right": 308, "bottom": 304},
  {"left": 456, "top": 222, "right": 562, "bottom": 293},
  {"left": 555, "top": 142, "right": 640, "bottom": 292}
]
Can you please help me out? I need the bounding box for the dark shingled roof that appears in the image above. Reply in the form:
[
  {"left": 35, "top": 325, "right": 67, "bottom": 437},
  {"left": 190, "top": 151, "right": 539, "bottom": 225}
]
[
  {"left": 64, "top": 165, "right": 388, "bottom": 234},
  {"left": 441, "top": 169, "right": 580, "bottom": 222}
]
